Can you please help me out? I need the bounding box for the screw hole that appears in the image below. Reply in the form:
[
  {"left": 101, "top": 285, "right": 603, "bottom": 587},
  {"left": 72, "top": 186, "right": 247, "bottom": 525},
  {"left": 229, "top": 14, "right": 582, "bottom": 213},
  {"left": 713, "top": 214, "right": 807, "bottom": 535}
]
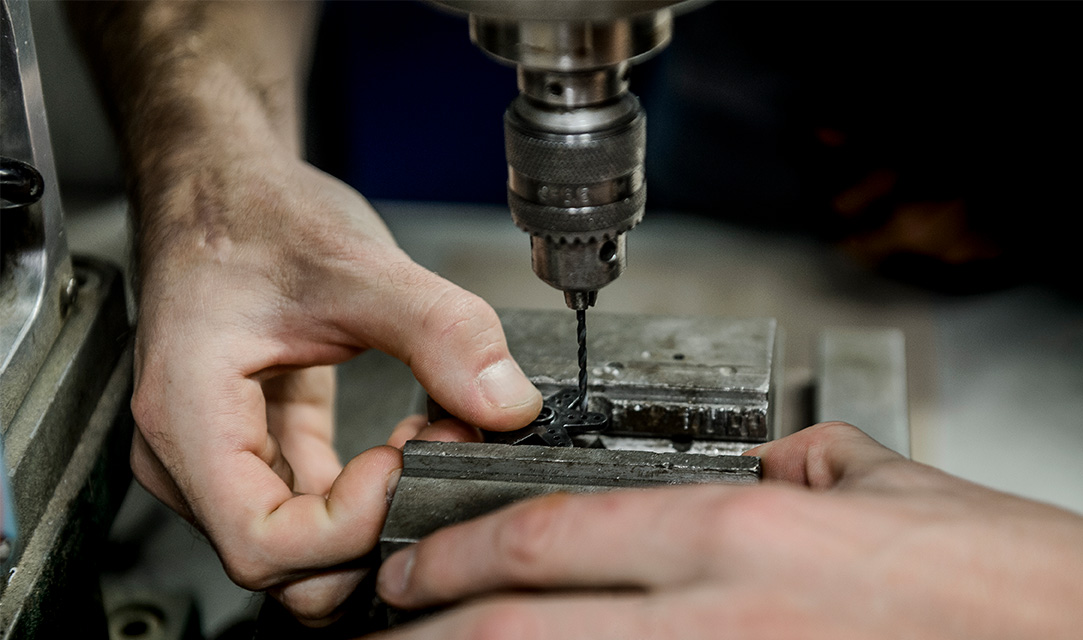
[
  {"left": 673, "top": 353, "right": 685, "bottom": 360},
  {"left": 121, "top": 620, "right": 149, "bottom": 637},
  {"left": 598, "top": 240, "right": 617, "bottom": 263},
  {"left": 546, "top": 82, "right": 564, "bottom": 97}
]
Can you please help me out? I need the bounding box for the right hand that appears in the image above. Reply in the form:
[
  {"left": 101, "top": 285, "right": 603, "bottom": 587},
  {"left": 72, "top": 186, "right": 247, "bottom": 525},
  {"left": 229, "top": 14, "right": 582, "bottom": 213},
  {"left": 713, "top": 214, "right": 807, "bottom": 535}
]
[
  {"left": 129, "top": 135, "right": 542, "bottom": 625},
  {"left": 375, "top": 422, "right": 1083, "bottom": 639}
]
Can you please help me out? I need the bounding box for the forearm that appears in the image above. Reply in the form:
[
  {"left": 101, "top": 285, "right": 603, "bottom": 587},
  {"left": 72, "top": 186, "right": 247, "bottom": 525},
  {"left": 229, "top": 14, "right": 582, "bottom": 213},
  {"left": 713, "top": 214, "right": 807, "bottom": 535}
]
[
  {"left": 67, "top": 0, "right": 321, "bottom": 297},
  {"left": 66, "top": 1, "right": 318, "bottom": 211}
]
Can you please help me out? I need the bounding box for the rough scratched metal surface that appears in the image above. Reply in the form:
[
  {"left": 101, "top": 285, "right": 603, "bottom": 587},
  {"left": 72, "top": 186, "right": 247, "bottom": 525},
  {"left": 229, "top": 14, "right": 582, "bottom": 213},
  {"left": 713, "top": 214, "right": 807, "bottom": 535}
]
[
  {"left": 381, "top": 441, "right": 761, "bottom": 554},
  {"left": 500, "top": 310, "right": 782, "bottom": 442}
]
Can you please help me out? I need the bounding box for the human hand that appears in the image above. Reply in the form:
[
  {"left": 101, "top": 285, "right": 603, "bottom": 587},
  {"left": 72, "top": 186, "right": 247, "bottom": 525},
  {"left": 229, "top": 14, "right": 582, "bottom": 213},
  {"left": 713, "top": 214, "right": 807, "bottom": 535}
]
[
  {"left": 129, "top": 138, "right": 542, "bottom": 625},
  {"left": 65, "top": 0, "right": 541, "bottom": 626},
  {"left": 375, "top": 422, "right": 1083, "bottom": 639}
]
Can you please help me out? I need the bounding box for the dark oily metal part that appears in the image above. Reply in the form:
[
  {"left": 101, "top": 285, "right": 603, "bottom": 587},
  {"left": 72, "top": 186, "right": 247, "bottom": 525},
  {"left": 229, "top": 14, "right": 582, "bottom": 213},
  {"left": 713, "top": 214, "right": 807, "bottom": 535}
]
[
  {"left": 484, "top": 387, "right": 606, "bottom": 447},
  {"left": 575, "top": 309, "right": 588, "bottom": 408},
  {"left": 0, "top": 156, "right": 44, "bottom": 209},
  {"left": 510, "top": 188, "right": 646, "bottom": 240},
  {"left": 381, "top": 440, "right": 761, "bottom": 552},
  {"left": 500, "top": 310, "right": 782, "bottom": 444},
  {"left": 504, "top": 81, "right": 646, "bottom": 308},
  {"left": 102, "top": 587, "right": 201, "bottom": 640},
  {"left": 505, "top": 97, "right": 644, "bottom": 182},
  {"left": 565, "top": 290, "right": 598, "bottom": 310},
  {"left": 530, "top": 234, "right": 626, "bottom": 300},
  {"left": 519, "top": 65, "right": 630, "bottom": 108},
  {"left": 509, "top": 169, "right": 642, "bottom": 209}
]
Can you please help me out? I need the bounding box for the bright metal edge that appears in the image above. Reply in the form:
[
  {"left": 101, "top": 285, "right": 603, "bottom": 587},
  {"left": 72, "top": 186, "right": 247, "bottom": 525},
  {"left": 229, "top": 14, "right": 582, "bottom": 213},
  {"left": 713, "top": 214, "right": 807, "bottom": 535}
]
[
  {"left": 0, "top": 0, "right": 74, "bottom": 429},
  {"left": 431, "top": 0, "right": 685, "bottom": 21}
]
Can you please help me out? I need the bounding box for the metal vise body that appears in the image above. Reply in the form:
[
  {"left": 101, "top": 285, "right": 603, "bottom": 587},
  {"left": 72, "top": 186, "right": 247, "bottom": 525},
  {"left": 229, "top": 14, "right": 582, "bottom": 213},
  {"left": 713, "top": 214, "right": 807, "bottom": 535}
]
[{"left": 382, "top": 310, "right": 780, "bottom": 553}]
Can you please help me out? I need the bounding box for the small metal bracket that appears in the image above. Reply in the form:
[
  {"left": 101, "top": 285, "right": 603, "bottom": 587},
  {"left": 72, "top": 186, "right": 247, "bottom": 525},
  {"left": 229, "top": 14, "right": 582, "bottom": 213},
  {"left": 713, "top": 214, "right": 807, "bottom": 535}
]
[{"left": 483, "top": 387, "right": 607, "bottom": 447}]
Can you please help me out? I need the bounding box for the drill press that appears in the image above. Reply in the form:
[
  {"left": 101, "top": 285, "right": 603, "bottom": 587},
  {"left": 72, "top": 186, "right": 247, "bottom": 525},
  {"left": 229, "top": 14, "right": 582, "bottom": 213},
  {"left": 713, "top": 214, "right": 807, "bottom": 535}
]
[{"left": 435, "top": 0, "right": 686, "bottom": 411}]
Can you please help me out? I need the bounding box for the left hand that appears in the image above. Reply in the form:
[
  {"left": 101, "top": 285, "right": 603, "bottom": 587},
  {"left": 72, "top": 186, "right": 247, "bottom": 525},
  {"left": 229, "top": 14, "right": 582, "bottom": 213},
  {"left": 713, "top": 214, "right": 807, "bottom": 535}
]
[{"left": 374, "top": 422, "right": 1083, "bottom": 639}]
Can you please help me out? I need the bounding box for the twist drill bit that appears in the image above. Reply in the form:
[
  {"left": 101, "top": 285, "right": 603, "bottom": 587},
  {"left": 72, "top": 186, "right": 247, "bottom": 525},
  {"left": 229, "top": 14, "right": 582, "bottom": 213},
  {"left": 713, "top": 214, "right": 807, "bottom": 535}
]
[{"left": 576, "top": 309, "right": 588, "bottom": 409}]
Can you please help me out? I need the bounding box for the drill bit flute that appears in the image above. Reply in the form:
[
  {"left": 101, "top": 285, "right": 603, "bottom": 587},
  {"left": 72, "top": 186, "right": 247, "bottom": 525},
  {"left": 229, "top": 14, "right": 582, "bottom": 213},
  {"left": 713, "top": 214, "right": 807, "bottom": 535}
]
[
  {"left": 482, "top": 308, "right": 606, "bottom": 447},
  {"left": 576, "top": 309, "right": 588, "bottom": 409}
]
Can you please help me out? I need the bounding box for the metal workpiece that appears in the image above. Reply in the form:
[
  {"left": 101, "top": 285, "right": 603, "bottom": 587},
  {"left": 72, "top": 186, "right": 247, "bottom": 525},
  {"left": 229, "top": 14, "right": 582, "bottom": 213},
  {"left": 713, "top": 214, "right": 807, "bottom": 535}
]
[
  {"left": 484, "top": 387, "right": 607, "bottom": 446},
  {"left": 380, "top": 440, "right": 761, "bottom": 553},
  {"left": 501, "top": 310, "right": 783, "bottom": 446}
]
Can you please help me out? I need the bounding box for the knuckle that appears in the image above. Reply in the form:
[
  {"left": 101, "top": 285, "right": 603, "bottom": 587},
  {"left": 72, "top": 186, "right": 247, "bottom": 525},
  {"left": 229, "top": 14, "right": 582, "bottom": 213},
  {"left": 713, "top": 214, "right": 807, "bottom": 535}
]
[
  {"left": 274, "top": 585, "right": 344, "bottom": 625},
  {"left": 282, "top": 598, "right": 336, "bottom": 625},
  {"left": 220, "top": 553, "right": 274, "bottom": 591},
  {"left": 463, "top": 601, "right": 542, "bottom": 640},
  {"left": 808, "top": 420, "right": 861, "bottom": 442},
  {"left": 218, "top": 535, "right": 280, "bottom": 591}
]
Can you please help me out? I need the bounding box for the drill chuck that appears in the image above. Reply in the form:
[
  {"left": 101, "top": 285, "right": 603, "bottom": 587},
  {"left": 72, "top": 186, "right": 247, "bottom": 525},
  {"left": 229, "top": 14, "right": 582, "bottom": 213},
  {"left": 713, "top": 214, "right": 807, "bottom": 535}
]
[
  {"left": 430, "top": 1, "right": 684, "bottom": 309},
  {"left": 505, "top": 87, "right": 646, "bottom": 309}
]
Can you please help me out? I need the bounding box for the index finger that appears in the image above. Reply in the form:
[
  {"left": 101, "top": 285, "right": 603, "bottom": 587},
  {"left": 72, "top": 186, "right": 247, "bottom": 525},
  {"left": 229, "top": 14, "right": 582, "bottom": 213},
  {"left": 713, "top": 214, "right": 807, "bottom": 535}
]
[{"left": 137, "top": 367, "right": 401, "bottom": 591}]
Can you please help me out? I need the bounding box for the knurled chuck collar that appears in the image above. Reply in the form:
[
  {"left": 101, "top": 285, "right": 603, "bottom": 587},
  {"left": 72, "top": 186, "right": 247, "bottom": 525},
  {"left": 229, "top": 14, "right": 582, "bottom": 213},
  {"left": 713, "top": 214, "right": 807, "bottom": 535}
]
[{"left": 505, "top": 93, "right": 647, "bottom": 245}]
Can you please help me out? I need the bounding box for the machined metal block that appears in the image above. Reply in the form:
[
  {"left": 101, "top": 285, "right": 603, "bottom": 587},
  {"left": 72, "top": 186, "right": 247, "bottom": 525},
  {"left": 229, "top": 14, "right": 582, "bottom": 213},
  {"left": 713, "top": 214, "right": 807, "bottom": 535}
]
[
  {"left": 381, "top": 440, "right": 761, "bottom": 555},
  {"left": 500, "top": 310, "right": 782, "bottom": 444}
]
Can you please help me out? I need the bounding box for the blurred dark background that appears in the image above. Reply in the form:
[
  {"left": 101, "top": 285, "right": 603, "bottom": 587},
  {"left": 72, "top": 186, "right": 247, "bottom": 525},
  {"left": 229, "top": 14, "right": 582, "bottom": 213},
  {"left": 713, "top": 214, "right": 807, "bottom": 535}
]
[{"left": 308, "top": 1, "right": 1080, "bottom": 295}]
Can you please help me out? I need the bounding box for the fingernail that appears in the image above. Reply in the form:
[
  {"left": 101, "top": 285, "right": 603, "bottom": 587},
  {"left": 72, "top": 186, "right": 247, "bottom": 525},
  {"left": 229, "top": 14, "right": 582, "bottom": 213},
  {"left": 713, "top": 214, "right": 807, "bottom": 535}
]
[
  {"left": 377, "top": 546, "right": 416, "bottom": 599},
  {"left": 385, "top": 468, "right": 402, "bottom": 506},
  {"left": 476, "top": 359, "right": 538, "bottom": 409}
]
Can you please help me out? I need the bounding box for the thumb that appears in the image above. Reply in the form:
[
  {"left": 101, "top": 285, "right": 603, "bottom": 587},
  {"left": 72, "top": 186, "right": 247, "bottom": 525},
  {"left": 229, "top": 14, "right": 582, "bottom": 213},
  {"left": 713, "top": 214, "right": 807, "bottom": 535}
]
[
  {"left": 348, "top": 248, "right": 542, "bottom": 431},
  {"left": 745, "top": 421, "right": 903, "bottom": 489}
]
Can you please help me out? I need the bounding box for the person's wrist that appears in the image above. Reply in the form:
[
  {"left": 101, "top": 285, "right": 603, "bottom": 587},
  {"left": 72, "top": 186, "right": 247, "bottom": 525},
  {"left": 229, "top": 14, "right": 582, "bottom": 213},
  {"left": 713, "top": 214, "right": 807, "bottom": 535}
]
[
  {"left": 128, "top": 103, "right": 302, "bottom": 264},
  {"left": 123, "top": 50, "right": 302, "bottom": 194}
]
